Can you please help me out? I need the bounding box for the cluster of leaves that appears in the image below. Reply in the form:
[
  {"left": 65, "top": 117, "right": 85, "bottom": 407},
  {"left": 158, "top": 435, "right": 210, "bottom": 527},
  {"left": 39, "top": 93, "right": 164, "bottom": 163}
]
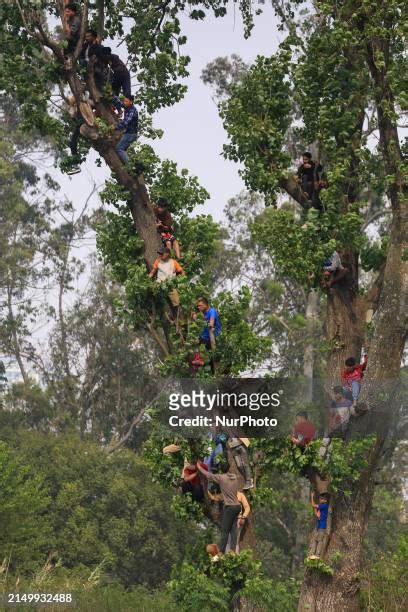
[
  {"left": 0, "top": 440, "right": 50, "bottom": 573},
  {"left": 220, "top": 51, "right": 293, "bottom": 204},
  {"left": 304, "top": 556, "right": 334, "bottom": 575},
  {"left": 0, "top": 431, "right": 200, "bottom": 587},
  {"left": 251, "top": 205, "right": 367, "bottom": 287},
  {"left": 252, "top": 435, "right": 376, "bottom": 493},
  {"left": 360, "top": 536, "right": 408, "bottom": 611}
]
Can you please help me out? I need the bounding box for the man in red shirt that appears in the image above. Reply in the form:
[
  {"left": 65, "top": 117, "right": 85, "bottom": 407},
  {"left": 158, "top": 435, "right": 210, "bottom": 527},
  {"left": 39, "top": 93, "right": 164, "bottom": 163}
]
[
  {"left": 181, "top": 462, "right": 207, "bottom": 502},
  {"left": 291, "top": 412, "right": 317, "bottom": 448}
]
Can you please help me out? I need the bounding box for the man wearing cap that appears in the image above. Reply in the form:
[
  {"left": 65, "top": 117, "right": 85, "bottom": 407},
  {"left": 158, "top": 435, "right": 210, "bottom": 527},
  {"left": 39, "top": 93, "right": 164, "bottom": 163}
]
[
  {"left": 149, "top": 246, "right": 184, "bottom": 308},
  {"left": 114, "top": 94, "right": 138, "bottom": 164}
]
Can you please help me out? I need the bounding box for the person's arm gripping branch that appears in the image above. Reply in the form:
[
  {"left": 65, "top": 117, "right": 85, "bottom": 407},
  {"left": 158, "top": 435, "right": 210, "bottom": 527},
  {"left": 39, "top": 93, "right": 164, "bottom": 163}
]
[
  {"left": 117, "top": 105, "right": 138, "bottom": 132},
  {"left": 148, "top": 259, "right": 159, "bottom": 279},
  {"left": 310, "top": 492, "right": 320, "bottom": 519},
  {"left": 183, "top": 470, "right": 198, "bottom": 482},
  {"left": 238, "top": 491, "right": 250, "bottom": 527},
  {"left": 197, "top": 462, "right": 218, "bottom": 482}
]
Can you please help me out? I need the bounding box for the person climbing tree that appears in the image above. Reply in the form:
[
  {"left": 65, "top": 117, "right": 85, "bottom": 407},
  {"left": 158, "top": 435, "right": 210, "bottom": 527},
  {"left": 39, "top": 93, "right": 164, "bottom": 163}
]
[
  {"left": 148, "top": 246, "right": 184, "bottom": 311},
  {"left": 63, "top": 3, "right": 81, "bottom": 55},
  {"left": 197, "top": 460, "right": 241, "bottom": 559},
  {"left": 205, "top": 432, "right": 228, "bottom": 472},
  {"left": 65, "top": 95, "right": 93, "bottom": 175},
  {"left": 322, "top": 250, "right": 348, "bottom": 288},
  {"left": 307, "top": 492, "right": 330, "bottom": 560},
  {"left": 227, "top": 437, "right": 254, "bottom": 490},
  {"left": 341, "top": 353, "right": 368, "bottom": 407},
  {"left": 94, "top": 47, "right": 132, "bottom": 98},
  {"left": 327, "top": 386, "right": 353, "bottom": 436},
  {"left": 113, "top": 94, "right": 138, "bottom": 165},
  {"left": 296, "top": 152, "right": 316, "bottom": 202},
  {"left": 153, "top": 198, "right": 182, "bottom": 259},
  {"left": 290, "top": 412, "right": 317, "bottom": 448}
]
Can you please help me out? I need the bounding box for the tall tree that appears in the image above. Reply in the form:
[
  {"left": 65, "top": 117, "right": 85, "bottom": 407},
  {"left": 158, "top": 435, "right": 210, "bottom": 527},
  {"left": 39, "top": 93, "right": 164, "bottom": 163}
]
[{"left": 209, "top": 2, "right": 407, "bottom": 609}]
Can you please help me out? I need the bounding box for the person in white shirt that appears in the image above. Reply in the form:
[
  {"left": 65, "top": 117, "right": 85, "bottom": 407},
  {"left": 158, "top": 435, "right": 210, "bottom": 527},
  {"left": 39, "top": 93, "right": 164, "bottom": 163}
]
[{"left": 148, "top": 246, "right": 184, "bottom": 307}]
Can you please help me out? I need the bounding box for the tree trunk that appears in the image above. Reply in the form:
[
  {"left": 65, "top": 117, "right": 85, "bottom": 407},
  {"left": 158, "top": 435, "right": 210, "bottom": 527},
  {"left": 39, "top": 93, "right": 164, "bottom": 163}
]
[
  {"left": 325, "top": 251, "right": 364, "bottom": 381},
  {"left": 304, "top": 289, "right": 319, "bottom": 401}
]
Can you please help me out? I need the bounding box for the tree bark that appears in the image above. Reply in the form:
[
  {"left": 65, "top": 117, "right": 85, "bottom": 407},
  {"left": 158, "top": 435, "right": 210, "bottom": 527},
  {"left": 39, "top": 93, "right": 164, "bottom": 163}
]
[{"left": 304, "top": 289, "right": 319, "bottom": 401}]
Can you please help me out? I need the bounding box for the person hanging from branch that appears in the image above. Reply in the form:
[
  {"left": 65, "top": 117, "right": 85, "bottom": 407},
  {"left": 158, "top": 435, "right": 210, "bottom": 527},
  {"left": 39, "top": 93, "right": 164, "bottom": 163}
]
[
  {"left": 153, "top": 197, "right": 182, "bottom": 260},
  {"left": 181, "top": 461, "right": 206, "bottom": 503}
]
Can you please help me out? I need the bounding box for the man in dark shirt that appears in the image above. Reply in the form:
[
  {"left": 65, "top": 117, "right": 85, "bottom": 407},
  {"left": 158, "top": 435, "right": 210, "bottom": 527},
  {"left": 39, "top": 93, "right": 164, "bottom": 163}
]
[
  {"left": 297, "top": 151, "right": 316, "bottom": 200},
  {"left": 80, "top": 29, "right": 101, "bottom": 63},
  {"left": 64, "top": 3, "right": 81, "bottom": 55},
  {"left": 94, "top": 47, "right": 132, "bottom": 98},
  {"left": 114, "top": 95, "right": 138, "bottom": 164}
]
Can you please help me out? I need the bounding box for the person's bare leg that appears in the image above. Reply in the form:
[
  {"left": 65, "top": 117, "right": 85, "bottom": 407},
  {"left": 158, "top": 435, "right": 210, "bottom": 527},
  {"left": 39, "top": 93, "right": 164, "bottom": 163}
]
[{"left": 173, "top": 239, "right": 181, "bottom": 259}]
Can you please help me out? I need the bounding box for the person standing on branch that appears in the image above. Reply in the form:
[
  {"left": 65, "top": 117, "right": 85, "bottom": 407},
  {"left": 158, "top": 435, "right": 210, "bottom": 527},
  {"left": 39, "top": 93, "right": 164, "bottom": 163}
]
[
  {"left": 197, "top": 461, "right": 241, "bottom": 559},
  {"left": 307, "top": 492, "right": 330, "bottom": 560},
  {"left": 63, "top": 3, "right": 81, "bottom": 55},
  {"left": 113, "top": 95, "right": 138, "bottom": 165},
  {"left": 195, "top": 297, "right": 221, "bottom": 350}
]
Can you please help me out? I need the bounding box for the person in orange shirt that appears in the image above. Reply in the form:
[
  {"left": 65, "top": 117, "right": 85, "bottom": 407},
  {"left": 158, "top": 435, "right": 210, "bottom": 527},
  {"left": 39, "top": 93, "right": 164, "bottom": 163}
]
[{"left": 149, "top": 246, "right": 184, "bottom": 309}]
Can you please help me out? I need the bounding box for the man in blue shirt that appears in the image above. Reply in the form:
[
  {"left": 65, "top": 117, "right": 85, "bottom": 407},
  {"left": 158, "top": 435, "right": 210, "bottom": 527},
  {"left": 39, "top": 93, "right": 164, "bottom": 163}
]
[
  {"left": 196, "top": 297, "right": 221, "bottom": 349},
  {"left": 114, "top": 95, "right": 138, "bottom": 164},
  {"left": 191, "top": 297, "right": 221, "bottom": 373},
  {"left": 308, "top": 492, "right": 329, "bottom": 559}
]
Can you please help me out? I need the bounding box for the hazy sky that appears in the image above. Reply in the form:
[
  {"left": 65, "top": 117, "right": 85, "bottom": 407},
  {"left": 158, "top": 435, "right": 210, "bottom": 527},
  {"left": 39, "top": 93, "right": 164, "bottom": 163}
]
[{"left": 46, "top": 4, "right": 283, "bottom": 223}]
